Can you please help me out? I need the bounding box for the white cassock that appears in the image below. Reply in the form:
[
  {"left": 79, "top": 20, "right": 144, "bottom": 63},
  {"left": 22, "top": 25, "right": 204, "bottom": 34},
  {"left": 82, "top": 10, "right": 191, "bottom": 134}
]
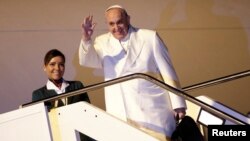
[{"left": 79, "top": 26, "right": 187, "bottom": 137}]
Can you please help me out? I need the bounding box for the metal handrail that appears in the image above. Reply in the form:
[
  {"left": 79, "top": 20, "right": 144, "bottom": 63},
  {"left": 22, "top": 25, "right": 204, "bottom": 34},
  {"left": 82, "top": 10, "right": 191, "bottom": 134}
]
[
  {"left": 21, "top": 72, "right": 249, "bottom": 125},
  {"left": 183, "top": 70, "right": 250, "bottom": 92}
]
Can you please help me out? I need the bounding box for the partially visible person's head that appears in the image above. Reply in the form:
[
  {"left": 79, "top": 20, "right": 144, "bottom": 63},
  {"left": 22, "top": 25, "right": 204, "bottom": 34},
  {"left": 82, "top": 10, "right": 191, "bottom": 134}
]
[
  {"left": 43, "top": 49, "right": 65, "bottom": 81},
  {"left": 105, "top": 5, "right": 130, "bottom": 40},
  {"left": 247, "top": 111, "right": 250, "bottom": 118}
]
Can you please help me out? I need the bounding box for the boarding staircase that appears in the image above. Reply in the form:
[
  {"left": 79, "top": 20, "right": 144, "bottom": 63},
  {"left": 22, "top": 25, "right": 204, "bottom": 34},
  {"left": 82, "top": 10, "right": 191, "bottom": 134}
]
[{"left": 0, "top": 70, "right": 249, "bottom": 141}]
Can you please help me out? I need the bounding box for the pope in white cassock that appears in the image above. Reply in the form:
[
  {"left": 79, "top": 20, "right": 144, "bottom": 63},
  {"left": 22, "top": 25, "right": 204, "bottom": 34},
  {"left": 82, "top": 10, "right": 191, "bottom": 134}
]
[{"left": 78, "top": 5, "right": 187, "bottom": 141}]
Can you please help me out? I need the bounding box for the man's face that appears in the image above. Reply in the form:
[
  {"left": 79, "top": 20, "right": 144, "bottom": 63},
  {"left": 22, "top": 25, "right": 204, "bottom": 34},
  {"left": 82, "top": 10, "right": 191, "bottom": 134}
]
[{"left": 105, "top": 8, "right": 130, "bottom": 40}]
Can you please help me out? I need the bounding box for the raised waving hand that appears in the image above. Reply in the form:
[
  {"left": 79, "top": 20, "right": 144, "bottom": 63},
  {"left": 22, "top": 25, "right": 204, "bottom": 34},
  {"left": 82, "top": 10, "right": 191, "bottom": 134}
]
[{"left": 81, "top": 15, "right": 96, "bottom": 41}]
